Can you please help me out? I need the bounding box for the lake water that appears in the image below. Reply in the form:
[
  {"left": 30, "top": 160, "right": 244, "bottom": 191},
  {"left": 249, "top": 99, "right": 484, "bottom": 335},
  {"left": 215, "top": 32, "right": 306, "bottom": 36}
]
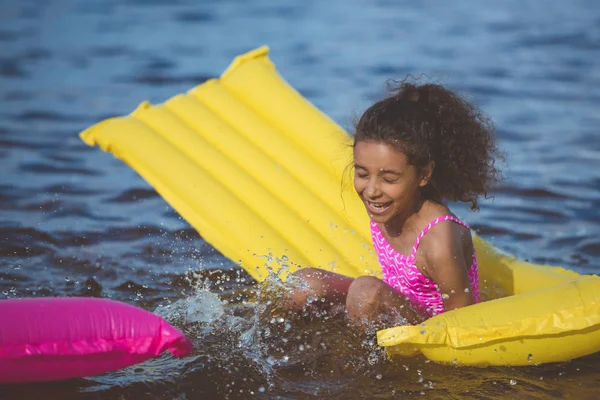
[{"left": 1, "top": 0, "right": 600, "bottom": 398}]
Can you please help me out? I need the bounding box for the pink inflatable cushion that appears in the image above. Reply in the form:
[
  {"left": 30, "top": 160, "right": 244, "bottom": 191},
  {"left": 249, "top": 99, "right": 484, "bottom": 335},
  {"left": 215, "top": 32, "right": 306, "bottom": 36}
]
[{"left": 0, "top": 297, "right": 193, "bottom": 384}]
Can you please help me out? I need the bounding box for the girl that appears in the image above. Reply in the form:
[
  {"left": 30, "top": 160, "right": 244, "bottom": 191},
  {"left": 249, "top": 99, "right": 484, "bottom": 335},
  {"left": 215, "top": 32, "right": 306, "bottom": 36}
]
[{"left": 289, "top": 81, "right": 502, "bottom": 325}]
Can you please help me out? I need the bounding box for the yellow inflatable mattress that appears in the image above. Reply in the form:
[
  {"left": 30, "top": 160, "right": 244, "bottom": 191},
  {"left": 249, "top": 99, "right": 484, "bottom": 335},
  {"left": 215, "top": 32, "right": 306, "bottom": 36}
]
[{"left": 81, "top": 46, "right": 600, "bottom": 366}]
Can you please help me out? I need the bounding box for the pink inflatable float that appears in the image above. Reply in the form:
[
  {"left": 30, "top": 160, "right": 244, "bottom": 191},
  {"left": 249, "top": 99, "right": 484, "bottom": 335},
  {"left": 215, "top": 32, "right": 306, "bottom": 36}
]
[{"left": 0, "top": 297, "right": 192, "bottom": 384}]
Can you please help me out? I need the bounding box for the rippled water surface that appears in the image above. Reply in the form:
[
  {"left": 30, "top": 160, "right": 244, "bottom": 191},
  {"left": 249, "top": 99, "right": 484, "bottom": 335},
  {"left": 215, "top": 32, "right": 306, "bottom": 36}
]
[{"left": 1, "top": 0, "right": 600, "bottom": 399}]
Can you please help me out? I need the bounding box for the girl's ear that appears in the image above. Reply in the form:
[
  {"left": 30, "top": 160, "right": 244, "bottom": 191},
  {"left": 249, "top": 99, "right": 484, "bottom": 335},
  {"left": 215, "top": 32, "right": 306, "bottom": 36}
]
[{"left": 419, "top": 161, "right": 435, "bottom": 187}]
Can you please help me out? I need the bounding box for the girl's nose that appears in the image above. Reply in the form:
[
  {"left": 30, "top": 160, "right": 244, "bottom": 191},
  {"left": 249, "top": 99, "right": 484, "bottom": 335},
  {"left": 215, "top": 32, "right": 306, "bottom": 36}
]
[{"left": 365, "top": 178, "right": 381, "bottom": 198}]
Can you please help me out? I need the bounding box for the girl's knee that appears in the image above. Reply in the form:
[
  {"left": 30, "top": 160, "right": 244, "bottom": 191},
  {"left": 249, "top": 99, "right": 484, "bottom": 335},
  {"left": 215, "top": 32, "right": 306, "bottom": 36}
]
[
  {"left": 347, "top": 276, "right": 383, "bottom": 299},
  {"left": 287, "top": 268, "right": 326, "bottom": 308},
  {"left": 346, "top": 276, "right": 385, "bottom": 317},
  {"left": 290, "top": 268, "right": 324, "bottom": 290}
]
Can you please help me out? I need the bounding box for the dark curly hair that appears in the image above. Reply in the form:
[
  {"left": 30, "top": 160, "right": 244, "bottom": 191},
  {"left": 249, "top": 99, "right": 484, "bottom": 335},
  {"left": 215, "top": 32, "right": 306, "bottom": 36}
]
[{"left": 353, "top": 80, "right": 503, "bottom": 210}]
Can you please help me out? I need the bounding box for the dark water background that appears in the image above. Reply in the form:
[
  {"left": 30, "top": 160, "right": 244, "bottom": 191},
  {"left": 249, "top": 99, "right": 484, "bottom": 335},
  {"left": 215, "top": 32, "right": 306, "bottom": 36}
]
[{"left": 1, "top": 0, "right": 600, "bottom": 398}]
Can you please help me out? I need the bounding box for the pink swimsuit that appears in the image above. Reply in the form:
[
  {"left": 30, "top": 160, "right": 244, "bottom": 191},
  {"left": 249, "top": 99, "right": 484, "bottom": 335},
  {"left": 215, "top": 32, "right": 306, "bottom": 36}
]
[{"left": 371, "top": 215, "right": 480, "bottom": 317}]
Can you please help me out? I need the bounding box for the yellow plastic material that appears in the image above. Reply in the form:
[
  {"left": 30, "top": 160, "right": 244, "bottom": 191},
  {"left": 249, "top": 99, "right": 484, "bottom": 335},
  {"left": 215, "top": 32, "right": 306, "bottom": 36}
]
[
  {"left": 379, "top": 276, "right": 600, "bottom": 366},
  {"left": 81, "top": 46, "right": 600, "bottom": 366}
]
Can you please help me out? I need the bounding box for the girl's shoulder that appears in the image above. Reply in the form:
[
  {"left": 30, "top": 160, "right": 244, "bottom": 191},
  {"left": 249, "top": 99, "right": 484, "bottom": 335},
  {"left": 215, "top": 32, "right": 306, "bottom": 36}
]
[{"left": 413, "top": 205, "right": 473, "bottom": 260}]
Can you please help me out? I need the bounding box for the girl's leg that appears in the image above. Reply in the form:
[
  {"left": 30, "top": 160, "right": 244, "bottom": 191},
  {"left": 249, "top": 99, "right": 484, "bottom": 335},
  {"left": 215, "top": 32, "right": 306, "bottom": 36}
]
[
  {"left": 287, "top": 268, "right": 354, "bottom": 309},
  {"left": 346, "top": 276, "right": 426, "bottom": 326}
]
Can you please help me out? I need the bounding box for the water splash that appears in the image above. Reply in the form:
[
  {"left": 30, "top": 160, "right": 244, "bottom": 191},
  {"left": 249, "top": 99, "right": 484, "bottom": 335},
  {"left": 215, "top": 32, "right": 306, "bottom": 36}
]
[{"left": 154, "top": 262, "right": 391, "bottom": 397}]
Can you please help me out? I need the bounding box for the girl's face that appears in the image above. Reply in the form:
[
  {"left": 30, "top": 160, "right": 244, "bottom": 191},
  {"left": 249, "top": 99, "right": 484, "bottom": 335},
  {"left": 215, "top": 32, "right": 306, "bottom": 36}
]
[{"left": 353, "top": 140, "right": 429, "bottom": 225}]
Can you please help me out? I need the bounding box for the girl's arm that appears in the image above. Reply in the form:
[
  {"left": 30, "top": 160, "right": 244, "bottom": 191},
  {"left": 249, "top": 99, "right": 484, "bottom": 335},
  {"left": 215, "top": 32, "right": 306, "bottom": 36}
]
[{"left": 419, "top": 223, "right": 475, "bottom": 311}]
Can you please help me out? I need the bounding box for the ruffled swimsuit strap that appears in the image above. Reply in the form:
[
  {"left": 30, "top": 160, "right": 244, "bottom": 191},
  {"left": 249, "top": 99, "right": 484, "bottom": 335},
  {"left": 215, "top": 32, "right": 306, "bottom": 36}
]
[{"left": 410, "top": 215, "right": 471, "bottom": 259}]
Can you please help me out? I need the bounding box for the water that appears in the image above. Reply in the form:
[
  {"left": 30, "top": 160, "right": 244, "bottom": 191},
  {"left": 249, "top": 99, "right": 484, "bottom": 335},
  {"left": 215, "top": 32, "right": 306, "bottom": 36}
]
[{"left": 1, "top": 0, "right": 600, "bottom": 398}]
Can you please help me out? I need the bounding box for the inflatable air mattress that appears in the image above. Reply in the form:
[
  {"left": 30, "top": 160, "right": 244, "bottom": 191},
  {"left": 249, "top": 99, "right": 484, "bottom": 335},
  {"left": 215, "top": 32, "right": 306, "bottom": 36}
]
[{"left": 0, "top": 297, "right": 192, "bottom": 383}]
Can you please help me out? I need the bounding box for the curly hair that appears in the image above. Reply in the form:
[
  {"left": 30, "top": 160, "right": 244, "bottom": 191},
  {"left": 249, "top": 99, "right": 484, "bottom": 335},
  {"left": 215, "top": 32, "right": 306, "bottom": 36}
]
[{"left": 353, "top": 80, "right": 503, "bottom": 210}]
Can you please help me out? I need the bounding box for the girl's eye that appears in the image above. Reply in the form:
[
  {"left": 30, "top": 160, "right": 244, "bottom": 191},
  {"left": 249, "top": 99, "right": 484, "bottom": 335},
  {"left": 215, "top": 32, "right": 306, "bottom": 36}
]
[
  {"left": 356, "top": 173, "right": 368, "bottom": 179},
  {"left": 383, "top": 178, "right": 399, "bottom": 184}
]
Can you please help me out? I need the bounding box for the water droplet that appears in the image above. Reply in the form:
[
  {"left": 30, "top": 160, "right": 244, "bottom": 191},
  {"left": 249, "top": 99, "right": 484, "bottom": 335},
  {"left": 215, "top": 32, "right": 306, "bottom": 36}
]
[
  {"left": 441, "top": 293, "right": 449, "bottom": 300},
  {"left": 368, "top": 352, "right": 378, "bottom": 366},
  {"left": 376, "top": 374, "right": 383, "bottom": 380},
  {"left": 258, "top": 386, "right": 266, "bottom": 393},
  {"left": 464, "top": 288, "right": 470, "bottom": 293},
  {"left": 509, "top": 379, "right": 517, "bottom": 386}
]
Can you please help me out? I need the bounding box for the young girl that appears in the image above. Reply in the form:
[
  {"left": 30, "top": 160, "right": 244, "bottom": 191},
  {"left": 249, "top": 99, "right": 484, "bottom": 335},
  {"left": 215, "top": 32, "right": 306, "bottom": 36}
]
[{"left": 289, "top": 81, "right": 502, "bottom": 325}]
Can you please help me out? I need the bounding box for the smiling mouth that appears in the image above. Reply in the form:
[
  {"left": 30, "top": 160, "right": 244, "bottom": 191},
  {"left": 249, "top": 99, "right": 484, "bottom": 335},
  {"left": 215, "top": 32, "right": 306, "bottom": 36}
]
[{"left": 366, "top": 201, "right": 392, "bottom": 214}]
